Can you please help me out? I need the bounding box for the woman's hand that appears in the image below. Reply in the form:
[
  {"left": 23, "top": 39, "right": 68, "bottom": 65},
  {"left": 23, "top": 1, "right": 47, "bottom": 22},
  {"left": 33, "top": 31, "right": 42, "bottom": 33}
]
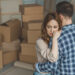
[{"left": 53, "top": 30, "right": 62, "bottom": 40}]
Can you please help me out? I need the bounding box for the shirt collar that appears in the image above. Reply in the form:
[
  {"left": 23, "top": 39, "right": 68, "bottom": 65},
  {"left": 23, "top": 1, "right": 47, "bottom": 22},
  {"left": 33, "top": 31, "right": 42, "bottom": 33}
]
[{"left": 62, "top": 24, "right": 75, "bottom": 31}]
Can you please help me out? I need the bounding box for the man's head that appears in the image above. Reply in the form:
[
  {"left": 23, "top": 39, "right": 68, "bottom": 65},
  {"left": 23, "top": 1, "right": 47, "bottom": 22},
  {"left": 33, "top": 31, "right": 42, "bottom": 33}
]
[{"left": 56, "top": 1, "right": 73, "bottom": 18}]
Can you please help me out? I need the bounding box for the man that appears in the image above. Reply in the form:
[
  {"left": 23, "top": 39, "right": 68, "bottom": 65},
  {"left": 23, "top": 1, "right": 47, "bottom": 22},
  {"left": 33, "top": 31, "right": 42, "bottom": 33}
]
[{"left": 35, "top": 1, "right": 75, "bottom": 75}]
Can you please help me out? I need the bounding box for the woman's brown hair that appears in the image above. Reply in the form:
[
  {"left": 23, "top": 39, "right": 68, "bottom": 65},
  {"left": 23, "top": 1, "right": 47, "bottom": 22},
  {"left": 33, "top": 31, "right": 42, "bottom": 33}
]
[{"left": 41, "top": 12, "right": 62, "bottom": 44}]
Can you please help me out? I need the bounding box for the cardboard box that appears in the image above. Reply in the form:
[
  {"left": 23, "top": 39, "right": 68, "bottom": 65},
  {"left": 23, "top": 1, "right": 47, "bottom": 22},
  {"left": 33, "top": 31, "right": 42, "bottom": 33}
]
[
  {"left": 22, "top": 20, "right": 42, "bottom": 42},
  {"left": 0, "top": 50, "right": 3, "bottom": 69},
  {"left": 19, "top": 53, "right": 37, "bottom": 64},
  {"left": 22, "top": 28, "right": 27, "bottom": 42},
  {"left": 2, "top": 39, "right": 20, "bottom": 52},
  {"left": 3, "top": 51, "right": 18, "bottom": 65},
  {"left": 23, "top": 20, "right": 42, "bottom": 30},
  {"left": 0, "top": 19, "right": 21, "bottom": 42},
  {"left": 22, "top": 14, "right": 43, "bottom": 22},
  {"left": 19, "top": 4, "right": 43, "bottom": 15},
  {"left": 27, "top": 30, "right": 41, "bottom": 43},
  {"left": 0, "top": 26, "right": 11, "bottom": 42},
  {"left": 0, "top": 34, "right": 3, "bottom": 46},
  {"left": 6, "top": 19, "right": 21, "bottom": 39},
  {"left": 21, "top": 43, "right": 36, "bottom": 56},
  {"left": 24, "top": 5, "right": 43, "bottom": 15},
  {"left": 22, "top": 30, "right": 41, "bottom": 43}
]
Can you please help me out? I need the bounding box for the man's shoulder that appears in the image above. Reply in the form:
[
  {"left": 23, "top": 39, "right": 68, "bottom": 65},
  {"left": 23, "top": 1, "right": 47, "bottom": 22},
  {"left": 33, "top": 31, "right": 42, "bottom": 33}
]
[
  {"left": 62, "top": 24, "right": 75, "bottom": 34},
  {"left": 58, "top": 24, "right": 75, "bottom": 42}
]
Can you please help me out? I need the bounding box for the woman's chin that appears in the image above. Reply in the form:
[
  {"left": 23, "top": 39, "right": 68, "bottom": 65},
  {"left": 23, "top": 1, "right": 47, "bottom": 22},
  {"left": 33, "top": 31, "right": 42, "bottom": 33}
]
[{"left": 49, "top": 35, "right": 52, "bottom": 37}]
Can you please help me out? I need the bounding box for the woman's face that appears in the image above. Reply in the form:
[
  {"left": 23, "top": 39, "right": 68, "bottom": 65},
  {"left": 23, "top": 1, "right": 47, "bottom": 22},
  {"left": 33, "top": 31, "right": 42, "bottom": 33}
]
[{"left": 46, "top": 19, "right": 59, "bottom": 37}]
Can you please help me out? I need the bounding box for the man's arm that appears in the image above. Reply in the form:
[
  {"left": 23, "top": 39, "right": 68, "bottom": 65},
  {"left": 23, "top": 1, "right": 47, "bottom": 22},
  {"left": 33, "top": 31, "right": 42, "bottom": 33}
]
[
  {"left": 35, "top": 47, "right": 62, "bottom": 73},
  {"left": 35, "top": 59, "right": 60, "bottom": 73}
]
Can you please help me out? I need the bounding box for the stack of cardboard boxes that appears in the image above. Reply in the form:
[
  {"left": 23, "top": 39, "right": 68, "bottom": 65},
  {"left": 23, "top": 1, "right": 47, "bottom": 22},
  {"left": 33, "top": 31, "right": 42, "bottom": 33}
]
[
  {"left": 19, "top": 4, "right": 44, "bottom": 64},
  {"left": 0, "top": 19, "right": 21, "bottom": 69},
  {"left": 0, "top": 4, "right": 44, "bottom": 68},
  {"left": 20, "top": 4, "right": 43, "bottom": 22},
  {"left": 0, "top": 19, "right": 21, "bottom": 42}
]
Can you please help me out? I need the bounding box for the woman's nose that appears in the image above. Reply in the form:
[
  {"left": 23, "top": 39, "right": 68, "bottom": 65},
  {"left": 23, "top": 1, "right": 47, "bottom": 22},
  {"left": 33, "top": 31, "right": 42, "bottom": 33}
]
[{"left": 51, "top": 28, "right": 54, "bottom": 33}]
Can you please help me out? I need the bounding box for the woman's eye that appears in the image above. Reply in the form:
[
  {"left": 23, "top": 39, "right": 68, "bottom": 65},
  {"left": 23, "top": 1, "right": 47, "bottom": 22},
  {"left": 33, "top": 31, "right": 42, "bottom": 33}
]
[
  {"left": 54, "top": 26, "right": 57, "bottom": 28},
  {"left": 47, "top": 25, "right": 51, "bottom": 28}
]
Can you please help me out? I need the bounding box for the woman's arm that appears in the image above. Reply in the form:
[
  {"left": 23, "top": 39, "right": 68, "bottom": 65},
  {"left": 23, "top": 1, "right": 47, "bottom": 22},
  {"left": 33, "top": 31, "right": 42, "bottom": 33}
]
[
  {"left": 36, "top": 38, "right": 49, "bottom": 62},
  {"left": 36, "top": 38, "right": 58, "bottom": 62},
  {"left": 47, "top": 38, "right": 58, "bottom": 62},
  {"left": 36, "top": 31, "right": 61, "bottom": 62}
]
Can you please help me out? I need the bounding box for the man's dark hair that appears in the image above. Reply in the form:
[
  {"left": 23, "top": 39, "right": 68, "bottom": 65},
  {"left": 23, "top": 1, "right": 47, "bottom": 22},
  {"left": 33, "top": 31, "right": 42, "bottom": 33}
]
[{"left": 56, "top": 1, "right": 73, "bottom": 17}]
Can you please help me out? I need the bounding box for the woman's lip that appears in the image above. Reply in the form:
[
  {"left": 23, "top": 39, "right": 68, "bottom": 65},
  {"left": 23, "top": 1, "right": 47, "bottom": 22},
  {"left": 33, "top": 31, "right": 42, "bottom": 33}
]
[
  {"left": 50, "top": 33, "right": 52, "bottom": 35},
  {"left": 50, "top": 33, "right": 53, "bottom": 36}
]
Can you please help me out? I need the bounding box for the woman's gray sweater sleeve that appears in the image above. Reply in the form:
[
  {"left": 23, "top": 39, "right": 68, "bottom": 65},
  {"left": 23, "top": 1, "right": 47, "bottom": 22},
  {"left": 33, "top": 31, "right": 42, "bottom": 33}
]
[{"left": 36, "top": 39, "right": 58, "bottom": 62}]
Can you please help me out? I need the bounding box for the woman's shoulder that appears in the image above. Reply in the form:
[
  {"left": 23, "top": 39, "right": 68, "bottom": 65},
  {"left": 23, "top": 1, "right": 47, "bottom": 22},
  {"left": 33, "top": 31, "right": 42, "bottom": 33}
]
[
  {"left": 36, "top": 38, "right": 46, "bottom": 45},
  {"left": 36, "top": 38, "right": 43, "bottom": 41}
]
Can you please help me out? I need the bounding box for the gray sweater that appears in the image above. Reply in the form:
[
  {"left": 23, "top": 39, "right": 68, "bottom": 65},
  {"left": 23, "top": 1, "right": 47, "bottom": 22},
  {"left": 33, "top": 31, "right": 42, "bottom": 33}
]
[{"left": 36, "top": 38, "right": 58, "bottom": 63}]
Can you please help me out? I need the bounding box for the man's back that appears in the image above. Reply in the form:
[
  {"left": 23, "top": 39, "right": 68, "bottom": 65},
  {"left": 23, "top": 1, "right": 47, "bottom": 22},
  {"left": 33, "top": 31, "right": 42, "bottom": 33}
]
[
  {"left": 35, "top": 1, "right": 75, "bottom": 75},
  {"left": 58, "top": 24, "right": 75, "bottom": 75}
]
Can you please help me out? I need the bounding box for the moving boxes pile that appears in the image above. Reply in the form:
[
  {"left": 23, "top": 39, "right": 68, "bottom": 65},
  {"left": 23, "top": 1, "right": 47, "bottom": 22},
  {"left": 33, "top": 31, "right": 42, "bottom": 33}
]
[
  {"left": 0, "top": 4, "right": 44, "bottom": 69},
  {"left": 0, "top": 19, "right": 21, "bottom": 68},
  {"left": 19, "top": 4, "right": 44, "bottom": 64}
]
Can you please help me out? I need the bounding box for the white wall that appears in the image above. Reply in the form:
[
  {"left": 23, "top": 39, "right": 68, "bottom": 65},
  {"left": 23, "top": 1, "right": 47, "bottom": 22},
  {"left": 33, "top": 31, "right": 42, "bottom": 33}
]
[
  {"left": 22, "top": 0, "right": 36, "bottom": 4},
  {"left": 0, "top": 0, "right": 22, "bottom": 23},
  {"left": 0, "top": 0, "right": 45, "bottom": 23},
  {"left": 35, "top": 0, "right": 44, "bottom": 6}
]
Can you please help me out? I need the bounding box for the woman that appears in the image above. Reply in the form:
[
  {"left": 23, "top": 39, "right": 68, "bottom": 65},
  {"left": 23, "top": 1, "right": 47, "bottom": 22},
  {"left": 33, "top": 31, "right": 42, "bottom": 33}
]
[{"left": 33, "top": 12, "right": 62, "bottom": 75}]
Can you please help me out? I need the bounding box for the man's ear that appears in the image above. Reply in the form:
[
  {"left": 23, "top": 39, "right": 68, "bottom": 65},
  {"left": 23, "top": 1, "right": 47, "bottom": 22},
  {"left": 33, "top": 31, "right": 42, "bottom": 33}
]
[{"left": 59, "top": 14, "right": 64, "bottom": 20}]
